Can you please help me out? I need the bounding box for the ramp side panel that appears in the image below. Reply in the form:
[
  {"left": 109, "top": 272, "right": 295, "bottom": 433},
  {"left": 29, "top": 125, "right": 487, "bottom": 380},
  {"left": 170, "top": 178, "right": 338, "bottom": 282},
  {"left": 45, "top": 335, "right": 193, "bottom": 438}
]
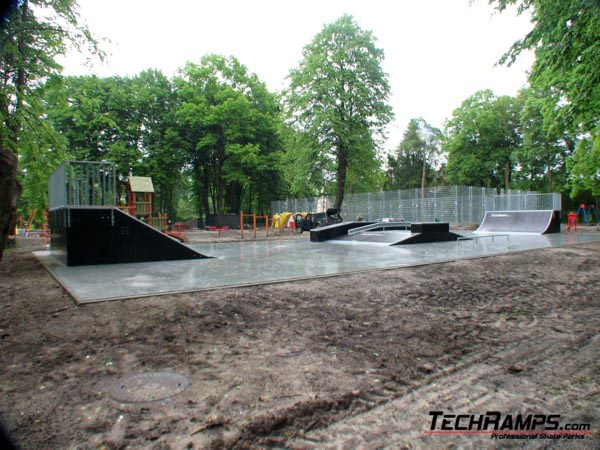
[
  {"left": 51, "top": 207, "right": 209, "bottom": 266},
  {"left": 476, "top": 210, "right": 560, "bottom": 234}
]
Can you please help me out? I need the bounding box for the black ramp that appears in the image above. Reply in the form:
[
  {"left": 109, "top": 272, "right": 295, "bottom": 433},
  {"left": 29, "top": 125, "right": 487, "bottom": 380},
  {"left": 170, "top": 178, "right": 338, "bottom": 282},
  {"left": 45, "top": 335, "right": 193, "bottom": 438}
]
[
  {"left": 323, "top": 222, "right": 464, "bottom": 245},
  {"left": 391, "top": 222, "right": 463, "bottom": 245},
  {"left": 50, "top": 207, "right": 209, "bottom": 266},
  {"left": 310, "top": 221, "right": 376, "bottom": 242},
  {"left": 476, "top": 210, "right": 560, "bottom": 234}
]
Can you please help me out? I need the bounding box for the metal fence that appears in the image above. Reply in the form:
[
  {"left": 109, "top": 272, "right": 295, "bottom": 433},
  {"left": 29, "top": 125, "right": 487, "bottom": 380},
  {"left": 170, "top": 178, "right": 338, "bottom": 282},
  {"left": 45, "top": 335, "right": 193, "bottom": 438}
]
[
  {"left": 271, "top": 186, "right": 561, "bottom": 226},
  {"left": 49, "top": 161, "right": 117, "bottom": 210}
]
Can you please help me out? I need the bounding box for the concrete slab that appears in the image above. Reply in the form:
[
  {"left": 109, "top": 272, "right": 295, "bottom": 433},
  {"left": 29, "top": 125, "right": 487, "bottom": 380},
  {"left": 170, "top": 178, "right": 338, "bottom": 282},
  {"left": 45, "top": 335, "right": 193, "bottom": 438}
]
[{"left": 34, "top": 232, "right": 600, "bottom": 304}]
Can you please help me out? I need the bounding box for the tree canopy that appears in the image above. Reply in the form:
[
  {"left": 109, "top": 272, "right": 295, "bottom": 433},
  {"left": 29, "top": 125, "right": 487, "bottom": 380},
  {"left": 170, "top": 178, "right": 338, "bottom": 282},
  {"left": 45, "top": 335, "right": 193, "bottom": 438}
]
[
  {"left": 4, "top": 3, "right": 600, "bottom": 253},
  {"left": 0, "top": 0, "right": 98, "bottom": 259},
  {"left": 490, "top": 0, "right": 600, "bottom": 197},
  {"left": 175, "top": 55, "right": 283, "bottom": 217},
  {"left": 386, "top": 118, "right": 442, "bottom": 191},
  {"left": 285, "top": 14, "right": 393, "bottom": 208},
  {"left": 444, "top": 90, "right": 522, "bottom": 189}
]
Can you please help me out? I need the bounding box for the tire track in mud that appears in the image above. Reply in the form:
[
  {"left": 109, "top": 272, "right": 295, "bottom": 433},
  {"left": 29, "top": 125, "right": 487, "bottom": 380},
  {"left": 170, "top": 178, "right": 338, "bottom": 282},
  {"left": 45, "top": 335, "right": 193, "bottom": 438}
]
[
  {"left": 224, "top": 313, "right": 599, "bottom": 449},
  {"left": 286, "top": 332, "right": 599, "bottom": 449}
]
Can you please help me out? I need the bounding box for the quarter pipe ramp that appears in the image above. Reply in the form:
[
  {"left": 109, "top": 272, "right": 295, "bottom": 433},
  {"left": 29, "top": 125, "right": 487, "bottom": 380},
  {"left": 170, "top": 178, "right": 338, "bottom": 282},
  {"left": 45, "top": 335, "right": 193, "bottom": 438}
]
[{"left": 475, "top": 210, "right": 560, "bottom": 234}]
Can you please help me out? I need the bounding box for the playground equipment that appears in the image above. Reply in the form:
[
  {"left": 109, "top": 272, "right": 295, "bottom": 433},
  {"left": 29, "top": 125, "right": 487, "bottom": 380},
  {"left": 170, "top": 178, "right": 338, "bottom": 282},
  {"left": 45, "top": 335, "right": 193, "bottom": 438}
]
[
  {"left": 295, "top": 208, "right": 343, "bottom": 233},
  {"left": 475, "top": 210, "right": 560, "bottom": 234},
  {"left": 567, "top": 213, "right": 578, "bottom": 232},
  {"left": 575, "top": 203, "right": 599, "bottom": 225},
  {"left": 271, "top": 212, "right": 292, "bottom": 230},
  {"left": 48, "top": 161, "right": 208, "bottom": 266},
  {"left": 121, "top": 175, "right": 187, "bottom": 242},
  {"left": 25, "top": 208, "right": 36, "bottom": 234},
  {"left": 240, "top": 211, "right": 269, "bottom": 239},
  {"left": 125, "top": 176, "right": 153, "bottom": 218}
]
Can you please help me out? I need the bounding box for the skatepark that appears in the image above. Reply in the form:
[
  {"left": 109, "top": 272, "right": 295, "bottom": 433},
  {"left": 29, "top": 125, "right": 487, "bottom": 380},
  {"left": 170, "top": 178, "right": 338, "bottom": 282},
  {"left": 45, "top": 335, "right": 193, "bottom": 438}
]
[
  {"left": 35, "top": 219, "right": 599, "bottom": 303},
  {"left": 35, "top": 165, "right": 598, "bottom": 303},
  {"left": 2, "top": 230, "right": 598, "bottom": 449},
  {"left": 2, "top": 161, "right": 599, "bottom": 448}
]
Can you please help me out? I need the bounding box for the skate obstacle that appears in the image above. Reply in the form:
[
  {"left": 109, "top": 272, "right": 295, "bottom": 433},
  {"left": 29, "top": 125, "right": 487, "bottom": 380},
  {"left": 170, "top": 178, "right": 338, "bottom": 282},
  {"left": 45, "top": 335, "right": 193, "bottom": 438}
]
[
  {"left": 476, "top": 210, "right": 560, "bottom": 234},
  {"left": 49, "top": 207, "right": 208, "bottom": 266},
  {"left": 310, "top": 221, "right": 463, "bottom": 245},
  {"left": 48, "top": 161, "right": 209, "bottom": 266}
]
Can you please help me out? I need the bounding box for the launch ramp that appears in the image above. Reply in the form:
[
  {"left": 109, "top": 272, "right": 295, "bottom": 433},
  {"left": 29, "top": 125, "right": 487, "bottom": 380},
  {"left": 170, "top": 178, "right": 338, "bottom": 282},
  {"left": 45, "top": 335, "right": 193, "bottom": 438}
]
[{"left": 49, "top": 207, "right": 209, "bottom": 266}]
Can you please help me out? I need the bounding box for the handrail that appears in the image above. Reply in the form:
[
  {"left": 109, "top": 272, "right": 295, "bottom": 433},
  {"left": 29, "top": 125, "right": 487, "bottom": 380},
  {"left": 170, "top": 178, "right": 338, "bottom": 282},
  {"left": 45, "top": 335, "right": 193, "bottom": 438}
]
[
  {"left": 347, "top": 222, "right": 411, "bottom": 236},
  {"left": 457, "top": 234, "right": 509, "bottom": 245}
]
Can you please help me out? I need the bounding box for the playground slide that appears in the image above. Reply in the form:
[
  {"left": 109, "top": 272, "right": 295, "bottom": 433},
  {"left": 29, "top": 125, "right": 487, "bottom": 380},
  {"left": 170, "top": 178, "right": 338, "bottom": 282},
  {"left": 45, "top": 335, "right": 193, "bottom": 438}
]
[{"left": 475, "top": 210, "right": 560, "bottom": 234}]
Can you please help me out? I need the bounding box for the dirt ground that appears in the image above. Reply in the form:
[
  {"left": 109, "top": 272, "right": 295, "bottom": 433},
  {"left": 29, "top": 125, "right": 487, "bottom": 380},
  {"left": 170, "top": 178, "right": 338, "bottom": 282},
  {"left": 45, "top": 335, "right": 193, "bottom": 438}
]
[{"left": 0, "top": 232, "right": 598, "bottom": 449}]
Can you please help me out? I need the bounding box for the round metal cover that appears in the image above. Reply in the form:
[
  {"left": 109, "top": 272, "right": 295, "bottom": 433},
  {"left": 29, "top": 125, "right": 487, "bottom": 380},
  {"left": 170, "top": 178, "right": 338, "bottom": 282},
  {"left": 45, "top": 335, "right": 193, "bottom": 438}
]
[{"left": 110, "top": 372, "right": 190, "bottom": 403}]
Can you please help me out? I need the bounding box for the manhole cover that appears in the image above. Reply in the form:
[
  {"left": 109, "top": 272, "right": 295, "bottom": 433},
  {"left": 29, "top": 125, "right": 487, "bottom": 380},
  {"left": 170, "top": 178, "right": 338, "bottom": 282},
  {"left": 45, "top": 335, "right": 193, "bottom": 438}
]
[{"left": 110, "top": 372, "right": 190, "bottom": 403}]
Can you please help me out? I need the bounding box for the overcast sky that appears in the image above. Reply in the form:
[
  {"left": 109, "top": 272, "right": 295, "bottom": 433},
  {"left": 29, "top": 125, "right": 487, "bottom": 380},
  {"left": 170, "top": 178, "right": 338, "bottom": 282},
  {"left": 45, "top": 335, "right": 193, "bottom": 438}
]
[{"left": 60, "top": 0, "right": 534, "bottom": 152}]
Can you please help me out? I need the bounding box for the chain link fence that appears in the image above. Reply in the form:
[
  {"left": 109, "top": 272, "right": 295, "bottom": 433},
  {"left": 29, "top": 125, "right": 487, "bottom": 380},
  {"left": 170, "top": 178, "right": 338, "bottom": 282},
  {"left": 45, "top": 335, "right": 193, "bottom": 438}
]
[{"left": 271, "top": 186, "right": 561, "bottom": 226}]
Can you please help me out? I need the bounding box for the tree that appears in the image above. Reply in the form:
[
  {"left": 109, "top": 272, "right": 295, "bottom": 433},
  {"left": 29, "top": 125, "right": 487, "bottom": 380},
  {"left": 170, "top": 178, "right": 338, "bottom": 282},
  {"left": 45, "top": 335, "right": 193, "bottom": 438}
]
[
  {"left": 175, "top": 55, "right": 282, "bottom": 218},
  {"left": 17, "top": 82, "right": 70, "bottom": 225},
  {"left": 490, "top": 0, "right": 600, "bottom": 198},
  {"left": 0, "top": 0, "right": 98, "bottom": 259},
  {"left": 492, "top": 0, "right": 599, "bottom": 132},
  {"left": 285, "top": 15, "right": 393, "bottom": 209},
  {"left": 445, "top": 90, "right": 522, "bottom": 189},
  {"left": 511, "top": 87, "right": 571, "bottom": 192},
  {"left": 385, "top": 118, "right": 442, "bottom": 191},
  {"left": 567, "top": 127, "right": 600, "bottom": 197},
  {"left": 42, "top": 70, "right": 185, "bottom": 216}
]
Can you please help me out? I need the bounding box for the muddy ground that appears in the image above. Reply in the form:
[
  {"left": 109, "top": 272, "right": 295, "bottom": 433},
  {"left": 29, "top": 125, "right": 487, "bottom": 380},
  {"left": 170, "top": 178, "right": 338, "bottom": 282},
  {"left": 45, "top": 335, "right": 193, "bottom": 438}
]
[{"left": 0, "top": 233, "right": 598, "bottom": 449}]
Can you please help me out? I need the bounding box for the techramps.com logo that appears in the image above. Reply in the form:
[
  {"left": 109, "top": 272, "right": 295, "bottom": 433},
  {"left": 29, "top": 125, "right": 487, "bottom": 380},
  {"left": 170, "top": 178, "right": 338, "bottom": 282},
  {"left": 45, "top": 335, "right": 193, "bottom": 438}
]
[{"left": 425, "top": 411, "right": 593, "bottom": 441}]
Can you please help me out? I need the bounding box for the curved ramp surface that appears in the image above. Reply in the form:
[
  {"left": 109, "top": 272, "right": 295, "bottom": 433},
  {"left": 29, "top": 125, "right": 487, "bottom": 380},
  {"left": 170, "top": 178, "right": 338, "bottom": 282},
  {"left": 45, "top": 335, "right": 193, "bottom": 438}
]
[{"left": 476, "top": 210, "right": 560, "bottom": 234}]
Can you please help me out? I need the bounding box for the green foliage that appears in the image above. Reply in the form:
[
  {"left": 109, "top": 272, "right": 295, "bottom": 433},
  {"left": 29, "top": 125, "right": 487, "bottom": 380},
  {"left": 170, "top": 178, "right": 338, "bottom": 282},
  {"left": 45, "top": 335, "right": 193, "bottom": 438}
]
[
  {"left": 567, "top": 126, "right": 600, "bottom": 197},
  {"left": 43, "top": 70, "right": 185, "bottom": 215},
  {"left": 17, "top": 83, "right": 70, "bottom": 224},
  {"left": 490, "top": 0, "right": 600, "bottom": 197},
  {"left": 280, "top": 125, "right": 330, "bottom": 198},
  {"left": 285, "top": 15, "right": 393, "bottom": 208},
  {"left": 386, "top": 118, "right": 443, "bottom": 190},
  {"left": 493, "top": 0, "right": 599, "bottom": 130},
  {"left": 511, "top": 87, "right": 572, "bottom": 192},
  {"left": 0, "top": 0, "right": 99, "bottom": 258},
  {"left": 445, "top": 90, "right": 522, "bottom": 189},
  {"left": 175, "top": 55, "right": 284, "bottom": 215}
]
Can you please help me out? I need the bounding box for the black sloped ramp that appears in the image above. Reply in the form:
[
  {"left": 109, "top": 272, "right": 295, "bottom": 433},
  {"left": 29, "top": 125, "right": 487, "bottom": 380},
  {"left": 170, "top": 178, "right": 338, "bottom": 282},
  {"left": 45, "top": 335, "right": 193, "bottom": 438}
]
[
  {"left": 390, "top": 222, "right": 463, "bottom": 245},
  {"left": 50, "top": 207, "right": 209, "bottom": 266},
  {"left": 310, "top": 221, "right": 376, "bottom": 242}
]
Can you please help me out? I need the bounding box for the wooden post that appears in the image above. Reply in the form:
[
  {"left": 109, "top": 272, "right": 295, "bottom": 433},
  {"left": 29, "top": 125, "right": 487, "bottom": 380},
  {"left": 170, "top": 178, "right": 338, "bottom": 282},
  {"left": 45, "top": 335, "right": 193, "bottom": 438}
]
[
  {"left": 253, "top": 213, "right": 257, "bottom": 238},
  {"left": 265, "top": 216, "right": 269, "bottom": 237},
  {"left": 240, "top": 211, "right": 244, "bottom": 239}
]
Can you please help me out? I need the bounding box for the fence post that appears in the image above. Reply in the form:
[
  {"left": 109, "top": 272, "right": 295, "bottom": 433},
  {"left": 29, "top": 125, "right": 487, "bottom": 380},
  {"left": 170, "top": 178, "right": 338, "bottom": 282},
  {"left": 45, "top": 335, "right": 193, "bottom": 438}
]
[{"left": 454, "top": 186, "right": 458, "bottom": 225}]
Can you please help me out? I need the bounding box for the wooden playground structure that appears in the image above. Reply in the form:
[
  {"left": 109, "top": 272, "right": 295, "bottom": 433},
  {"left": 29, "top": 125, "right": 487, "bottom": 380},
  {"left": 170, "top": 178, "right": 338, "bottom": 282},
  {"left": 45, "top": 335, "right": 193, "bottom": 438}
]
[
  {"left": 15, "top": 208, "right": 50, "bottom": 244},
  {"left": 239, "top": 211, "right": 270, "bottom": 239},
  {"left": 119, "top": 176, "right": 188, "bottom": 242}
]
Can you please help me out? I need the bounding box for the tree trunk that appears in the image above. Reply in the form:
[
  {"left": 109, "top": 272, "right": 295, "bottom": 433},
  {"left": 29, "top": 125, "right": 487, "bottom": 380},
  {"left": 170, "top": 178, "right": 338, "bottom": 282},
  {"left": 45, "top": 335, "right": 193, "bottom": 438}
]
[
  {"left": 545, "top": 142, "right": 552, "bottom": 193},
  {"left": 0, "top": 0, "right": 28, "bottom": 260},
  {"left": 421, "top": 156, "right": 428, "bottom": 194},
  {"left": 334, "top": 147, "right": 348, "bottom": 210},
  {"left": 0, "top": 150, "right": 21, "bottom": 260}
]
